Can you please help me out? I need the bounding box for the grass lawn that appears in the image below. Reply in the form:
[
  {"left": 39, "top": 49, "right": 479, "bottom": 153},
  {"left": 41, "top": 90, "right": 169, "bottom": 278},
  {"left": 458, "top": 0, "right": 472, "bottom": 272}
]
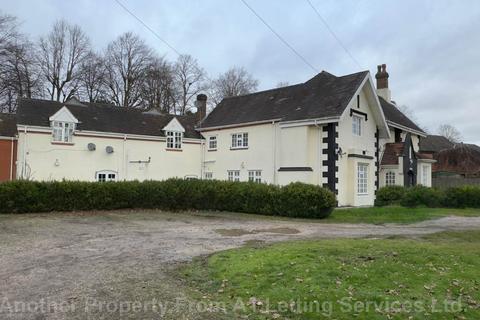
[
  {"left": 181, "top": 231, "right": 480, "bottom": 319},
  {"left": 326, "top": 206, "right": 480, "bottom": 224}
]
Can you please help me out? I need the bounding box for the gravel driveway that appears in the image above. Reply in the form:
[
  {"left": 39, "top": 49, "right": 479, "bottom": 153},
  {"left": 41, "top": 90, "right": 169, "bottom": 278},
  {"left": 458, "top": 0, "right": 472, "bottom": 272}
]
[{"left": 1, "top": 210, "right": 480, "bottom": 319}]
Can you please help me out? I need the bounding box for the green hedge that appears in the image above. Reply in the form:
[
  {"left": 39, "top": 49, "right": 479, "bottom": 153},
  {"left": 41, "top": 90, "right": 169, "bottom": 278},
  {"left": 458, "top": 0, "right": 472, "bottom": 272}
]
[
  {"left": 376, "top": 185, "right": 480, "bottom": 208},
  {"left": 0, "top": 179, "right": 336, "bottom": 218}
]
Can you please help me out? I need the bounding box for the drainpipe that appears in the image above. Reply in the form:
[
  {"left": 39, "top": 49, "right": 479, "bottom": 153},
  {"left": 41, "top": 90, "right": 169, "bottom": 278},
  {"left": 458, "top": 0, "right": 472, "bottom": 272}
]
[
  {"left": 200, "top": 138, "right": 205, "bottom": 179},
  {"left": 123, "top": 134, "right": 127, "bottom": 181},
  {"left": 272, "top": 121, "right": 277, "bottom": 184},
  {"left": 10, "top": 137, "right": 15, "bottom": 180},
  {"left": 22, "top": 126, "right": 27, "bottom": 179}
]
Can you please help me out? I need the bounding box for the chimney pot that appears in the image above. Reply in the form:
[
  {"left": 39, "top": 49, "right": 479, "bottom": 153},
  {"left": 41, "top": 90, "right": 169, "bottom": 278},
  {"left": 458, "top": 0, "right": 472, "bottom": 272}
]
[{"left": 375, "top": 63, "right": 389, "bottom": 90}]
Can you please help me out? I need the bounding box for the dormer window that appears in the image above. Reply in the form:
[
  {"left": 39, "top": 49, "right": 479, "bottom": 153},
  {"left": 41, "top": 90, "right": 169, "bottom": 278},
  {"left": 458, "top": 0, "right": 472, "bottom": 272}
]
[
  {"left": 51, "top": 121, "right": 75, "bottom": 143},
  {"left": 48, "top": 106, "right": 79, "bottom": 144},
  {"left": 166, "top": 131, "right": 182, "bottom": 149}
]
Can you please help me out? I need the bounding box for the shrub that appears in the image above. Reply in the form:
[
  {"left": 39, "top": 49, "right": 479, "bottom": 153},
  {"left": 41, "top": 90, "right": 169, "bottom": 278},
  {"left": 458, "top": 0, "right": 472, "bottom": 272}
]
[
  {"left": 444, "top": 186, "right": 480, "bottom": 208},
  {"left": 375, "top": 186, "right": 406, "bottom": 206},
  {"left": 0, "top": 179, "right": 336, "bottom": 219},
  {"left": 400, "top": 185, "right": 445, "bottom": 208}
]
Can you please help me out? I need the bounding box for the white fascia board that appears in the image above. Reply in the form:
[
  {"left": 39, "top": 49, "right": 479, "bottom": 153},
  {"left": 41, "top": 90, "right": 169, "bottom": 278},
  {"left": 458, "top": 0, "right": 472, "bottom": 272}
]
[
  {"left": 49, "top": 106, "right": 79, "bottom": 123},
  {"left": 387, "top": 121, "right": 427, "bottom": 138},
  {"left": 16, "top": 125, "right": 203, "bottom": 143},
  {"left": 197, "top": 119, "right": 282, "bottom": 131},
  {"left": 340, "top": 74, "right": 391, "bottom": 139},
  {"left": 417, "top": 158, "right": 436, "bottom": 163},
  {"left": 0, "top": 135, "right": 17, "bottom": 140},
  {"left": 278, "top": 117, "right": 340, "bottom": 128}
]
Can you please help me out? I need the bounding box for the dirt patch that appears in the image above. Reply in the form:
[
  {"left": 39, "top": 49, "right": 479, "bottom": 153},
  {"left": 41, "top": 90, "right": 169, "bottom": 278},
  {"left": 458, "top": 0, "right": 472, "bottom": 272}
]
[
  {"left": 1, "top": 211, "right": 480, "bottom": 319},
  {"left": 214, "top": 227, "right": 300, "bottom": 237}
]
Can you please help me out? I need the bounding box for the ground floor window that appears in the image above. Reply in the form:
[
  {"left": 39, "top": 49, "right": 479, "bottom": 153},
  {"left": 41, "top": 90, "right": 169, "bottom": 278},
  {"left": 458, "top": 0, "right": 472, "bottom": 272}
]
[
  {"left": 96, "top": 170, "right": 117, "bottom": 182},
  {"left": 422, "top": 165, "right": 429, "bottom": 185},
  {"left": 248, "top": 170, "right": 262, "bottom": 183},
  {"left": 204, "top": 172, "right": 213, "bottom": 180},
  {"left": 357, "top": 163, "right": 368, "bottom": 195},
  {"left": 385, "top": 171, "right": 396, "bottom": 186},
  {"left": 227, "top": 170, "right": 240, "bottom": 182}
]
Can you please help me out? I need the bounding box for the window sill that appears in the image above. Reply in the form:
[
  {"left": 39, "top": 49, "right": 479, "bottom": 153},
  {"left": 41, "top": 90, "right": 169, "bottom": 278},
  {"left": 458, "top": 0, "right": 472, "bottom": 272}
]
[
  {"left": 357, "top": 193, "right": 369, "bottom": 196},
  {"left": 230, "top": 147, "right": 249, "bottom": 150},
  {"left": 207, "top": 149, "right": 217, "bottom": 152},
  {"left": 51, "top": 142, "right": 74, "bottom": 146},
  {"left": 166, "top": 148, "right": 183, "bottom": 152}
]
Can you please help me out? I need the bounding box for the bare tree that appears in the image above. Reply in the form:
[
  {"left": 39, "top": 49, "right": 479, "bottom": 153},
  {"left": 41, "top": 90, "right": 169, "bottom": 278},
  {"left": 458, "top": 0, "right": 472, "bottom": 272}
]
[
  {"left": 276, "top": 81, "right": 289, "bottom": 88},
  {"left": 438, "top": 124, "right": 462, "bottom": 143},
  {"left": 78, "top": 51, "right": 107, "bottom": 103},
  {"left": 142, "top": 56, "right": 177, "bottom": 113},
  {"left": 210, "top": 66, "right": 258, "bottom": 104},
  {"left": 173, "top": 54, "right": 207, "bottom": 114},
  {"left": 38, "top": 20, "right": 90, "bottom": 102},
  {"left": 0, "top": 14, "right": 40, "bottom": 112},
  {"left": 104, "top": 32, "right": 151, "bottom": 108}
]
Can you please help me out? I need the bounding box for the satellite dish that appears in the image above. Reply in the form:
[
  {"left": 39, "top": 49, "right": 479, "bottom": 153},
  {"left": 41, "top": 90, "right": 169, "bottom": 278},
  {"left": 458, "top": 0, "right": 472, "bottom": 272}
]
[
  {"left": 106, "top": 146, "right": 114, "bottom": 154},
  {"left": 87, "top": 143, "right": 96, "bottom": 151}
]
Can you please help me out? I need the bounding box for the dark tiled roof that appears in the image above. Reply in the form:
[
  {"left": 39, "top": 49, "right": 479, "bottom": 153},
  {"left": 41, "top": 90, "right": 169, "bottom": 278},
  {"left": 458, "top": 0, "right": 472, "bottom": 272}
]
[
  {"left": 16, "top": 98, "right": 201, "bottom": 139},
  {"left": 378, "top": 96, "right": 425, "bottom": 134},
  {"left": 0, "top": 113, "right": 17, "bottom": 137},
  {"left": 434, "top": 144, "right": 480, "bottom": 174},
  {"left": 200, "top": 71, "right": 369, "bottom": 128},
  {"left": 381, "top": 142, "right": 405, "bottom": 165},
  {"left": 419, "top": 135, "right": 454, "bottom": 153}
]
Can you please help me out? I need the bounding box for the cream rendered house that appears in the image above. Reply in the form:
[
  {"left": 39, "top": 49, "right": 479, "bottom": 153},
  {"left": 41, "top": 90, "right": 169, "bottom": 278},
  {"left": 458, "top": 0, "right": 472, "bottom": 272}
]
[{"left": 4, "top": 64, "right": 432, "bottom": 207}]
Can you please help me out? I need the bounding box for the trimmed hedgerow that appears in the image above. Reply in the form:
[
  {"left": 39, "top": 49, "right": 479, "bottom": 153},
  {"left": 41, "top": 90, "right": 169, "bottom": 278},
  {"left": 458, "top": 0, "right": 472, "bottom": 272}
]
[
  {"left": 0, "top": 179, "right": 336, "bottom": 218},
  {"left": 375, "top": 185, "right": 480, "bottom": 208}
]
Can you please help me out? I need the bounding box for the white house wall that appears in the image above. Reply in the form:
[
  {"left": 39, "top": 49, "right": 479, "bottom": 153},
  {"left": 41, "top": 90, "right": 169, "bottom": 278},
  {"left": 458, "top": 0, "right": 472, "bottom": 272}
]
[
  {"left": 16, "top": 130, "right": 202, "bottom": 181},
  {"left": 337, "top": 87, "right": 378, "bottom": 206}
]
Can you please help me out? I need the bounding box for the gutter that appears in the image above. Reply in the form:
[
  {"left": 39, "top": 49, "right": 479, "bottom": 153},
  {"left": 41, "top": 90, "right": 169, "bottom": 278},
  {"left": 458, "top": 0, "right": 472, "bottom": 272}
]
[{"left": 23, "top": 126, "right": 27, "bottom": 179}]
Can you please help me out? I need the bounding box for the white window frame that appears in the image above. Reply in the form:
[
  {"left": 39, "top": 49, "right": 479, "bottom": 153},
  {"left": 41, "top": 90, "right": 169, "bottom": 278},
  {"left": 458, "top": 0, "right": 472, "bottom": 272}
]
[
  {"left": 248, "top": 170, "right": 262, "bottom": 183},
  {"left": 166, "top": 131, "right": 182, "bottom": 149},
  {"left": 51, "top": 121, "right": 75, "bottom": 143},
  {"left": 208, "top": 136, "right": 217, "bottom": 150},
  {"left": 204, "top": 172, "right": 213, "bottom": 180},
  {"left": 385, "top": 171, "right": 396, "bottom": 186},
  {"left": 231, "top": 133, "right": 248, "bottom": 149},
  {"left": 352, "top": 115, "right": 362, "bottom": 136},
  {"left": 96, "top": 170, "right": 117, "bottom": 182},
  {"left": 422, "top": 165, "right": 429, "bottom": 185},
  {"left": 227, "top": 170, "right": 240, "bottom": 182},
  {"left": 357, "top": 163, "right": 368, "bottom": 195}
]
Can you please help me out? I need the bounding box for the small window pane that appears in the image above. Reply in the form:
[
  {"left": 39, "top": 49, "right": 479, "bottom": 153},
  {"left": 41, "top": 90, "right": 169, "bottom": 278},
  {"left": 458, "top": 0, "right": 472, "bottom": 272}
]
[
  {"left": 209, "top": 136, "right": 217, "bottom": 150},
  {"left": 352, "top": 116, "right": 361, "bottom": 136},
  {"left": 357, "top": 163, "right": 368, "bottom": 194},
  {"left": 385, "top": 172, "right": 396, "bottom": 186}
]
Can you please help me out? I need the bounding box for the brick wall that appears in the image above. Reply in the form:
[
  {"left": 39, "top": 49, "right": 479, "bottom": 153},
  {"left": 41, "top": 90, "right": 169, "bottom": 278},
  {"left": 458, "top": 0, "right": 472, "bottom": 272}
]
[{"left": 0, "top": 139, "right": 17, "bottom": 181}]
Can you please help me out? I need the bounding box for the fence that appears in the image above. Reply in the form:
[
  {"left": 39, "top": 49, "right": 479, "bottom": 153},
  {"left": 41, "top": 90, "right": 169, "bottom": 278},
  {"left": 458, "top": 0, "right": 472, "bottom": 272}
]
[{"left": 433, "top": 177, "right": 480, "bottom": 189}]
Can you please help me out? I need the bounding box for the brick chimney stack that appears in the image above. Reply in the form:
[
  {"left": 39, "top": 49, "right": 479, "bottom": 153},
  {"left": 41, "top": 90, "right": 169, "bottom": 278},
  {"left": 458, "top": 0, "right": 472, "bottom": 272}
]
[
  {"left": 375, "top": 64, "right": 391, "bottom": 102},
  {"left": 195, "top": 94, "right": 207, "bottom": 124}
]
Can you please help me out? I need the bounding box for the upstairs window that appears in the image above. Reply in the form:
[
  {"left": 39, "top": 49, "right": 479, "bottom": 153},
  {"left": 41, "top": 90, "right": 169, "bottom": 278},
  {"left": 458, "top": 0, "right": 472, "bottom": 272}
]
[
  {"left": 231, "top": 133, "right": 248, "bottom": 149},
  {"left": 228, "top": 170, "right": 240, "bottom": 182},
  {"left": 208, "top": 136, "right": 217, "bottom": 150},
  {"left": 385, "top": 171, "right": 396, "bottom": 186},
  {"left": 248, "top": 170, "right": 262, "bottom": 183},
  {"left": 51, "top": 121, "right": 75, "bottom": 143},
  {"left": 166, "top": 131, "right": 182, "bottom": 149},
  {"left": 357, "top": 163, "right": 368, "bottom": 195},
  {"left": 204, "top": 172, "right": 213, "bottom": 180},
  {"left": 352, "top": 115, "right": 362, "bottom": 136}
]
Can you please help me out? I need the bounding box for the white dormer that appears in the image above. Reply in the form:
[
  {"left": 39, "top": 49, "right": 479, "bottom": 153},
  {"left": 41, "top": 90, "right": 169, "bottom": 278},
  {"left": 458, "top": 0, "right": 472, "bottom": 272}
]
[
  {"left": 163, "top": 117, "right": 185, "bottom": 150},
  {"left": 49, "top": 106, "right": 79, "bottom": 143}
]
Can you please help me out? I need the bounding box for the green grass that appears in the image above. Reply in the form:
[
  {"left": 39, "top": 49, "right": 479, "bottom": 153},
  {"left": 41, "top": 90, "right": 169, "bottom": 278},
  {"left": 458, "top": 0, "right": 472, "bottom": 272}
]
[
  {"left": 326, "top": 206, "right": 480, "bottom": 224},
  {"left": 181, "top": 231, "right": 480, "bottom": 319}
]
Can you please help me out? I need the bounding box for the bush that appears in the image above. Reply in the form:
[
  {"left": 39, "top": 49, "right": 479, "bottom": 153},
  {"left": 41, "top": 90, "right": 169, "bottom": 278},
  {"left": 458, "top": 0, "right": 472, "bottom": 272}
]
[
  {"left": 375, "top": 186, "right": 406, "bottom": 206},
  {"left": 444, "top": 186, "right": 480, "bottom": 208},
  {"left": 400, "top": 185, "right": 445, "bottom": 208},
  {"left": 0, "top": 179, "right": 336, "bottom": 219}
]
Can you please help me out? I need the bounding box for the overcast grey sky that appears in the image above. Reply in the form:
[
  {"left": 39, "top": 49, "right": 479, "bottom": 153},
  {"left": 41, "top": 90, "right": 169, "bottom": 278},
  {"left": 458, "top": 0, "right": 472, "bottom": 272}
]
[{"left": 2, "top": 0, "right": 480, "bottom": 144}]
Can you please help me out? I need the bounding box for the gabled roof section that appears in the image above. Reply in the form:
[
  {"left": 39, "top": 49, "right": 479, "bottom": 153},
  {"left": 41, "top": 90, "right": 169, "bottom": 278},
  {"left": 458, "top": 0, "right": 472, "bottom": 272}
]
[
  {"left": 162, "top": 117, "right": 185, "bottom": 133},
  {"left": 378, "top": 96, "right": 425, "bottom": 135},
  {"left": 419, "top": 135, "right": 454, "bottom": 153},
  {"left": 381, "top": 142, "right": 405, "bottom": 165},
  {"left": 200, "top": 70, "right": 369, "bottom": 129},
  {"left": 49, "top": 106, "right": 79, "bottom": 123},
  {"left": 0, "top": 113, "right": 17, "bottom": 137},
  {"left": 16, "top": 98, "right": 201, "bottom": 139}
]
